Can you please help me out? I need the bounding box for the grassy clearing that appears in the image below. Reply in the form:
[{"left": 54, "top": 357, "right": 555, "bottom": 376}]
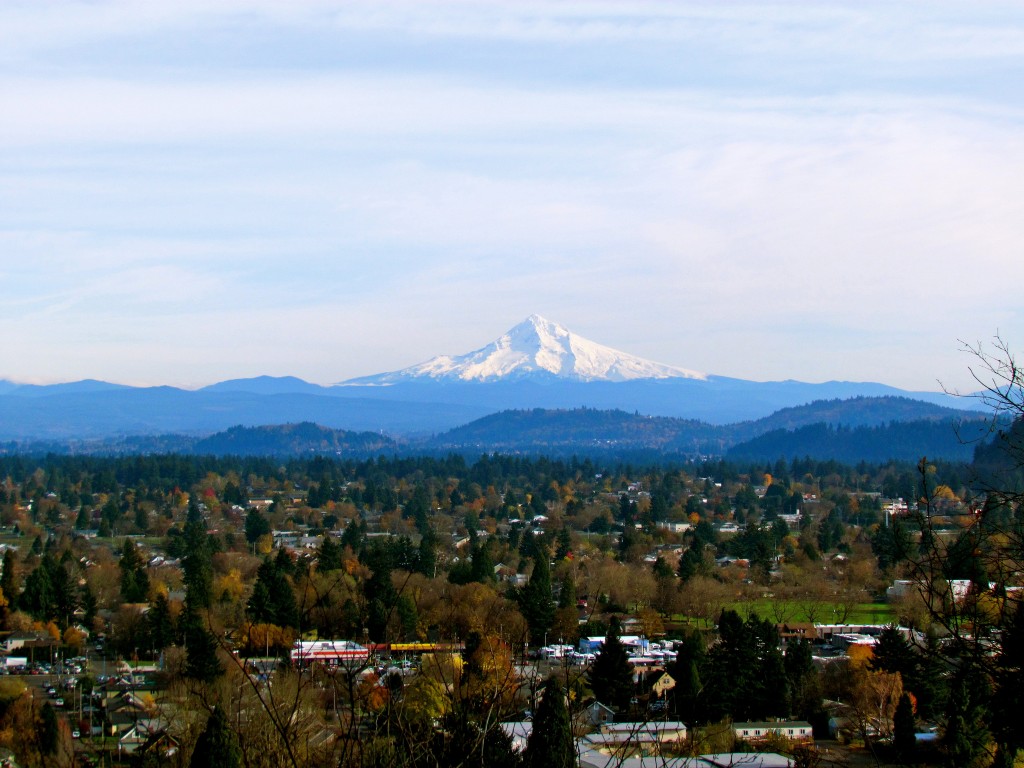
[
  {"left": 728, "top": 600, "right": 896, "bottom": 625},
  {"left": 665, "top": 601, "right": 896, "bottom": 630}
]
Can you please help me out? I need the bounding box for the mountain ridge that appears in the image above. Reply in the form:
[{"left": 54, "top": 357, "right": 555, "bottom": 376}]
[
  {"left": 0, "top": 316, "right": 988, "bottom": 438},
  {"left": 0, "top": 396, "right": 990, "bottom": 462},
  {"left": 343, "top": 314, "right": 706, "bottom": 384}
]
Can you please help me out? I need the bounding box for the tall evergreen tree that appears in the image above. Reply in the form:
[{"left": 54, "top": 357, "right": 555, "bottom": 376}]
[
  {"left": 19, "top": 560, "right": 53, "bottom": 619},
  {"left": 119, "top": 539, "right": 150, "bottom": 603},
  {"left": 913, "top": 634, "right": 949, "bottom": 722},
  {"left": 991, "top": 600, "right": 1024, "bottom": 768},
  {"left": 703, "top": 610, "right": 788, "bottom": 722},
  {"left": 182, "top": 504, "right": 213, "bottom": 608},
  {"left": 40, "top": 701, "right": 59, "bottom": 755},
  {"left": 244, "top": 507, "right": 270, "bottom": 546},
  {"left": 557, "top": 574, "right": 576, "bottom": 610},
  {"left": 181, "top": 604, "right": 224, "bottom": 683},
  {"left": 80, "top": 581, "right": 98, "bottom": 629},
  {"left": 518, "top": 549, "right": 554, "bottom": 645},
  {"left": 676, "top": 541, "right": 704, "bottom": 582},
  {"left": 147, "top": 593, "right": 176, "bottom": 652},
  {"left": 247, "top": 558, "right": 298, "bottom": 629},
  {"left": 190, "top": 706, "right": 241, "bottom": 768},
  {"left": 0, "top": 549, "right": 17, "bottom": 608},
  {"left": 341, "top": 518, "right": 366, "bottom": 552},
  {"left": 524, "top": 676, "right": 574, "bottom": 768},
  {"left": 673, "top": 657, "right": 702, "bottom": 725},
  {"left": 589, "top": 616, "right": 634, "bottom": 712},
  {"left": 50, "top": 558, "right": 79, "bottom": 628},
  {"left": 893, "top": 693, "right": 917, "bottom": 756},
  {"left": 317, "top": 534, "right": 342, "bottom": 572},
  {"left": 417, "top": 527, "right": 438, "bottom": 578},
  {"left": 785, "top": 638, "right": 821, "bottom": 721},
  {"left": 668, "top": 632, "right": 705, "bottom": 723},
  {"left": 943, "top": 662, "right": 992, "bottom": 768},
  {"left": 870, "top": 625, "right": 919, "bottom": 681},
  {"left": 555, "top": 526, "right": 572, "bottom": 560},
  {"left": 469, "top": 541, "right": 495, "bottom": 583}
]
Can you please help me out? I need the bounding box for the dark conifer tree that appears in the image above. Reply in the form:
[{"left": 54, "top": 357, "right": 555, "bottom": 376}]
[
  {"left": 222, "top": 481, "right": 244, "bottom": 506},
  {"left": 247, "top": 558, "right": 298, "bottom": 629},
  {"left": 341, "top": 519, "right": 366, "bottom": 552},
  {"left": 667, "top": 632, "right": 705, "bottom": 723},
  {"left": 704, "top": 610, "right": 788, "bottom": 722},
  {"left": 524, "top": 677, "right": 574, "bottom": 768},
  {"left": 893, "top": 693, "right": 917, "bottom": 756},
  {"left": 418, "top": 527, "right": 438, "bottom": 578},
  {"left": 119, "top": 539, "right": 150, "bottom": 603},
  {"left": 991, "top": 600, "right": 1024, "bottom": 768},
  {"left": 784, "top": 638, "right": 820, "bottom": 720},
  {"left": 470, "top": 541, "right": 495, "bottom": 583},
  {"left": 19, "top": 557, "right": 54, "bottom": 620},
  {"left": 40, "top": 701, "right": 59, "bottom": 755},
  {"left": 147, "top": 593, "right": 176, "bottom": 652},
  {"left": 181, "top": 603, "right": 223, "bottom": 683},
  {"left": 676, "top": 543, "right": 702, "bottom": 582},
  {"left": 555, "top": 526, "right": 572, "bottom": 560},
  {"left": 517, "top": 548, "right": 554, "bottom": 645},
  {"left": 363, "top": 540, "right": 398, "bottom": 642},
  {"left": 557, "top": 574, "right": 576, "bottom": 610},
  {"left": 190, "top": 706, "right": 241, "bottom": 768},
  {"left": 317, "top": 534, "right": 342, "bottom": 572},
  {"left": 50, "top": 558, "right": 79, "bottom": 629},
  {"left": 943, "top": 662, "right": 991, "bottom": 768},
  {"left": 589, "top": 616, "right": 634, "bottom": 712},
  {"left": 244, "top": 507, "right": 270, "bottom": 545},
  {"left": 0, "top": 549, "right": 16, "bottom": 607},
  {"left": 80, "top": 581, "right": 97, "bottom": 629},
  {"left": 914, "top": 634, "right": 949, "bottom": 722},
  {"left": 182, "top": 502, "right": 213, "bottom": 608}
]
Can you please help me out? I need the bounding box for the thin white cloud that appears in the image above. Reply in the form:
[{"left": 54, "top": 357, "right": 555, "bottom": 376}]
[{"left": 2, "top": 1, "right": 1017, "bottom": 56}]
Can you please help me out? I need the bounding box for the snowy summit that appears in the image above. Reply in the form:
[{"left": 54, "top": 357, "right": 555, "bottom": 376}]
[{"left": 345, "top": 315, "right": 706, "bottom": 384}]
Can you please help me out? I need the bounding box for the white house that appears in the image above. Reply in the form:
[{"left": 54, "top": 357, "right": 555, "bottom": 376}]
[{"left": 733, "top": 721, "right": 813, "bottom": 743}]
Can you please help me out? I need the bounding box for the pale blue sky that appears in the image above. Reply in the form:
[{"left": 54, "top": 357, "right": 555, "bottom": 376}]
[{"left": 2, "top": 1, "right": 1023, "bottom": 392}]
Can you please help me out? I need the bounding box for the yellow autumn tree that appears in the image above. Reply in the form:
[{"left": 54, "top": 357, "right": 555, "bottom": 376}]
[
  {"left": 213, "top": 569, "right": 245, "bottom": 603},
  {"left": 356, "top": 672, "right": 390, "bottom": 713},
  {"left": 463, "top": 635, "right": 519, "bottom": 714},
  {"left": 62, "top": 626, "right": 86, "bottom": 651},
  {"left": 847, "top": 642, "right": 875, "bottom": 669}
]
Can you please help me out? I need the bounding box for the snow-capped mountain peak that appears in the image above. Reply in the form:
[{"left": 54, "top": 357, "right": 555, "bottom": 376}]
[{"left": 344, "top": 315, "right": 706, "bottom": 384}]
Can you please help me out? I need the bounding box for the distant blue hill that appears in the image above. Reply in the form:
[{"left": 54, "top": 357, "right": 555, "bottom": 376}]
[
  {"left": 423, "top": 396, "right": 989, "bottom": 462},
  {"left": 199, "top": 376, "right": 329, "bottom": 396},
  {"left": 0, "top": 373, "right": 985, "bottom": 443},
  {"left": 0, "top": 386, "right": 489, "bottom": 440},
  {"left": 328, "top": 376, "right": 981, "bottom": 425},
  {"left": 193, "top": 422, "right": 399, "bottom": 457},
  {"left": 0, "top": 378, "right": 133, "bottom": 397},
  {"left": 0, "top": 395, "right": 992, "bottom": 462}
]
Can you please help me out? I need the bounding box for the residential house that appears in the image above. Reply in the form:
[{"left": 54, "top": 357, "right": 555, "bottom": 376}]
[
  {"left": 733, "top": 721, "right": 813, "bottom": 744},
  {"left": 581, "top": 722, "right": 689, "bottom": 759},
  {"left": 119, "top": 718, "right": 172, "bottom": 755},
  {"left": 637, "top": 670, "right": 675, "bottom": 703},
  {"left": 584, "top": 700, "right": 616, "bottom": 727}
]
